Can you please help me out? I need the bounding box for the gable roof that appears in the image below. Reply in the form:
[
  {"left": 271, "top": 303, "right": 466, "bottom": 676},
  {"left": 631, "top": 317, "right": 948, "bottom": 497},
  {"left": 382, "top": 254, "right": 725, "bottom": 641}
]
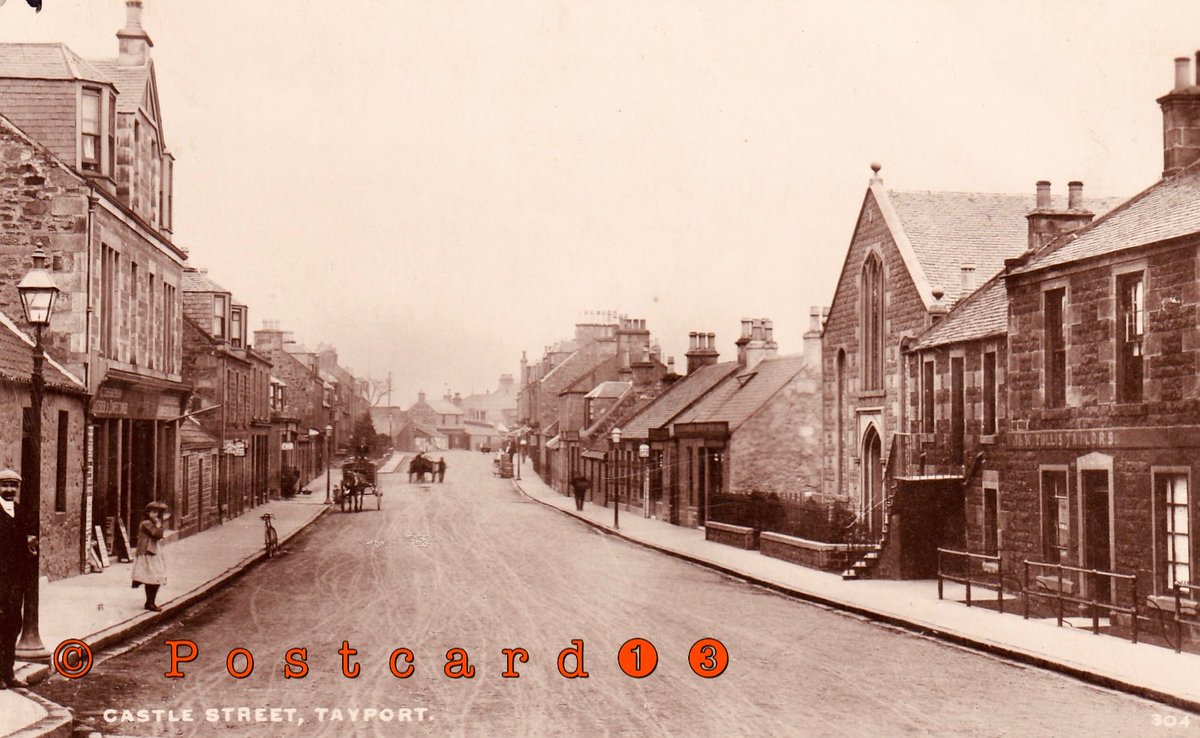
[
  {"left": 0, "top": 43, "right": 114, "bottom": 86},
  {"left": 584, "top": 380, "right": 630, "bottom": 400},
  {"left": 403, "top": 421, "right": 446, "bottom": 439},
  {"left": 180, "top": 417, "right": 219, "bottom": 449},
  {"left": 673, "top": 355, "right": 808, "bottom": 431},
  {"left": 620, "top": 361, "right": 741, "bottom": 439},
  {"left": 909, "top": 270, "right": 1009, "bottom": 350},
  {"left": 883, "top": 188, "right": 1123, "bottom": 306},
  {"left": 181, "top": 269, "right": 229, "bottom": 294},
  {"left": 1015, "top": 170, "right": 1200, "bottom": 274},
  {"left": 0, "top": 310, "right": 87, "bottom": 393},
  {"left": 86, "top": 59, "right": 149, "bottom": 113}
]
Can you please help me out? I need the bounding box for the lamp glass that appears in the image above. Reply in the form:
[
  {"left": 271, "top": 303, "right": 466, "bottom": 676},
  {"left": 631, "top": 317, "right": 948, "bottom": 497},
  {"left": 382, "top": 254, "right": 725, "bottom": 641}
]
[
  {"left": 611, "top": 427, "right": 621, "bottom": 444},
  {"left": 17, "top": 263, "right": 59, "bottom": 327},
  {"left": 639, "top": 443, "right": 650, "bottom": 458}
]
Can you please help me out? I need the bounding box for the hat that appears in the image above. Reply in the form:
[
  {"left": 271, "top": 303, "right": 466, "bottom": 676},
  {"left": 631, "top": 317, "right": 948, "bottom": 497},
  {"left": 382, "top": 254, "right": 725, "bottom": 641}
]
[
  {"left": 145, "top": 501, "right": 168, "bottom": 512},
  {"left": 0, "top": 469, "right": 21, "bottom": 484}
]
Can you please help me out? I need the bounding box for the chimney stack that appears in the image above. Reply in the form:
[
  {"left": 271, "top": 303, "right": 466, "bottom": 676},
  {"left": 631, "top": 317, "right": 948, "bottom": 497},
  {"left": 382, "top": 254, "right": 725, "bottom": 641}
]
[
  {"left": 803, "top": 307, "right": 825, "bottom": 369},
  {"left": 960, "top": 265, "right": 976, "bottom": 295},
  {"left": 1027, "top": 181, "right": 1096, "bottom": 253},
  {"left": 738, "top": 317, "right": 776, "bottom": 370},
  {"left": 685, "top": 330, "right": 720, "bottom": 374},
  {"left": 117, "top": 0, "right": 153, "bottom": 67},
  {"left": 1159, "top": 53, "right": 1200, "bottom": 177}
]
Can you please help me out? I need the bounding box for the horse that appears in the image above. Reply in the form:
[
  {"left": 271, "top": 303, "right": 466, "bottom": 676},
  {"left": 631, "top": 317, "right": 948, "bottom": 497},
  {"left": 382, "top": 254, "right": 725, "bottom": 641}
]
[{"left": 408, "top": 455, "right": 435, "bottom": 483}]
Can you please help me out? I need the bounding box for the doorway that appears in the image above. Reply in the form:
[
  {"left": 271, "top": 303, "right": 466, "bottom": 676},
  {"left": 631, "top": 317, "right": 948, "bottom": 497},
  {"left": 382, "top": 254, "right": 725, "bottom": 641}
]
[
  {"left": 1081, "top": 469, "right": 1112, "bottom": 601},
  {"left": 862, "top": 427, "right": 883, "bottom": 538}
]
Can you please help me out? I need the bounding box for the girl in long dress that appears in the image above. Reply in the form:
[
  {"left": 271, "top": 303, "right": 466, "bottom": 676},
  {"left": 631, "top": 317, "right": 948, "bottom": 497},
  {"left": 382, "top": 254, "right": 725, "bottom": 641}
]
[{"left": 131, "top": 501, "right": 169, "bottom": 612}]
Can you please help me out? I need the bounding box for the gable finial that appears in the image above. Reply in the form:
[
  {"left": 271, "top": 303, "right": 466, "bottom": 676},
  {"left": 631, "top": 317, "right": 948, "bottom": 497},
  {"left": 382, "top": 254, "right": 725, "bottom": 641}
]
[{"left": 869, "top": 161, "right": 883, "bottom": 184}]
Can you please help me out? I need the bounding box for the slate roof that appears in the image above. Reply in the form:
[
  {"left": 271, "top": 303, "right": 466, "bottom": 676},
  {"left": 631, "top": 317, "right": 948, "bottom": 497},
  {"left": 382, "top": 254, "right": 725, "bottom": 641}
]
[
  {"left": 1015, "top": 170, "right": 1200, "bottom": 273},
  {"left": 0, "top": 43, "right": 113, "bottom": 85},
  {"left": 672, "top": 355, "right": 808, "bottom": 431},
  {"left": 404, "top": 421, "right": 446, "bottom": 439},
  {"left": 910, "top": 271, "right": 1009, "bottom": 350},
  {"left": 620, "top": 361, "right": 741, "bottom": 439},
  {"left": 181, "top": 269, "right": 229, "bottom": 294},
  {"left": 179, "top": 417, "right": 219, "bottom": 449},
  {"left": 584, "top": 380, "right": 630, "bottom": 400},
  {"left": 887, "top": 190, "right": 1123, "bottom": 305},
  {"left": 87, "top": 60, "right": 149, "bottom": 114},
  {"left": 424, "top": 397, "right": 464, "bottom": 416},
  {"left": 0, "top": 311, "right": 86, "bottom": 393}
]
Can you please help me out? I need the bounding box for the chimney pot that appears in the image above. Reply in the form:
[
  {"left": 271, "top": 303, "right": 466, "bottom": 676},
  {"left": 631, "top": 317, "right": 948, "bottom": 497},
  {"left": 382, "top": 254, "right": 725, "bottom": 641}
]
[
  {"left": 808, "top": 307, "right": 822, "bottom": 333},
  {"left": 1067, "top": 181, "right": 1083, "bottom": 210},
  {"left": 1035, "top": 180, "right": 1051, "bottom": 209},
  {"left": 764, "top": 319, "right": 774, "bottom": 343},
  {"left": 1177, "top": 57, "right": 1192, "bottom": 90},
  {"left": 740, "top": 318, "right": 752, "bottom": 338}
]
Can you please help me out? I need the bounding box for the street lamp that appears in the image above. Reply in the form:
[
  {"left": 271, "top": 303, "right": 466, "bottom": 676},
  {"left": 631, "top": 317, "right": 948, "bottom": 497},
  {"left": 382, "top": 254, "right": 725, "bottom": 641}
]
[
  {"left": 15, "top": 247, "right": 58, "bottom": 661},
  {"left": 324, "top": 424, "right": 333, "bottom": 504},
  {"left": 639, "top": 443, "right": 650, "bottom": 519},
  {"left": 610, "top": 427, "right": 621, "bottom": 529}
]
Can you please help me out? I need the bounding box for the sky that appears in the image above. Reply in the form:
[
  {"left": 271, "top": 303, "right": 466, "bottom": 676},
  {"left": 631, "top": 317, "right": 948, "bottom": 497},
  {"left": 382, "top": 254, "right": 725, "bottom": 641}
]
[{"left": 1, "top": 0, "right": 1198, "bottom": 405}]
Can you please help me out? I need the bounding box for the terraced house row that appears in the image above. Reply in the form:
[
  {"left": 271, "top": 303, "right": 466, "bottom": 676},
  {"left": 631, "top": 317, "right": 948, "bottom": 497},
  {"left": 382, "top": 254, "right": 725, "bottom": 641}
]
[
  {"left": 0, "top": 2, "right": 369, "bottom": 580},
  {"left": 518, "top": 51, "right": 1200, "bottom": 613}
]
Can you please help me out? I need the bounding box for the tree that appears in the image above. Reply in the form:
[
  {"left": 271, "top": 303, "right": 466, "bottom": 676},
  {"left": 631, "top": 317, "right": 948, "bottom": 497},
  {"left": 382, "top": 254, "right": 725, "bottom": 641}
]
[{"left": 350, "top": 411, "right": 379, "bottom": 456}]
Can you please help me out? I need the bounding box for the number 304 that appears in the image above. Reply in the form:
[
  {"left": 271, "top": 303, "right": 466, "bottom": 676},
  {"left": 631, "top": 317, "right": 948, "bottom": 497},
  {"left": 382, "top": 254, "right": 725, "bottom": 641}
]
[{"left": 1152, "top": 714, "right": 1191, "bottom": 728}]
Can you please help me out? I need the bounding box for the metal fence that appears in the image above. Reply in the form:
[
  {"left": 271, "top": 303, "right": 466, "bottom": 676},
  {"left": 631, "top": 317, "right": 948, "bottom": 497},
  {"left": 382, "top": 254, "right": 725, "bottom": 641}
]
[
  {"left": 1022, "top": 560, "right": 1139, "bottom": 643},
  {"left": 936, "top": 548, "right": 1007, "bottom": 613}
]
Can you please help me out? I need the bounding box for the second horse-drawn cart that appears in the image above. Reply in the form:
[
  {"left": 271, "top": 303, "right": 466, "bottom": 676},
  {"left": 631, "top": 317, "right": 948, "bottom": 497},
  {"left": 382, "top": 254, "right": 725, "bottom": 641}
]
[{"left": 336, "top": 456, "right": 381, "bottom": 512}]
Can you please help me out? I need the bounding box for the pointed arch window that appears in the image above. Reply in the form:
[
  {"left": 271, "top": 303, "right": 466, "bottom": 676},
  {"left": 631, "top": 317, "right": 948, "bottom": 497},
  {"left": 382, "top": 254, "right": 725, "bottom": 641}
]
[{"left": 861, "top": 254, "right": 885, "bottom": 390}]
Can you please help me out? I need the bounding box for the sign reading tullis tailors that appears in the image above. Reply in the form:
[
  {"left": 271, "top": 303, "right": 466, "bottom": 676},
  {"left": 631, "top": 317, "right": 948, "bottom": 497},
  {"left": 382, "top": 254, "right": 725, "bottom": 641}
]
[
  {"left": 1007, "top": 426, "right": 1200, "bottom": 449},
  {"left": 92, "top": 385, "right": 180, "bottom": 420}
]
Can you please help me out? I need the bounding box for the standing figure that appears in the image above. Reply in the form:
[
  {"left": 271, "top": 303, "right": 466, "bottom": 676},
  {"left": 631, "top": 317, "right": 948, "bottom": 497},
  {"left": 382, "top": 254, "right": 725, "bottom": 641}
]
[
  {"left": 570, "top": 475, "right": 591, "bottom": 512},
  {"left": 436, "top": 457, "right": 447, "bottom": 483},
  {"left": 132, "top": 501, "right": 170, "bottom": 612},
  {"left": 0, "top": 469, "right": 34, "bottom": 689}
]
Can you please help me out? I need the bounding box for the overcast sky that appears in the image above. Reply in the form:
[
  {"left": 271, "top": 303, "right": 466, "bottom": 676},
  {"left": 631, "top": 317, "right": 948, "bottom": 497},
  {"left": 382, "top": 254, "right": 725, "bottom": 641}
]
[{"left": 2, "top": 1, "right": 1198, "bottom": 405}]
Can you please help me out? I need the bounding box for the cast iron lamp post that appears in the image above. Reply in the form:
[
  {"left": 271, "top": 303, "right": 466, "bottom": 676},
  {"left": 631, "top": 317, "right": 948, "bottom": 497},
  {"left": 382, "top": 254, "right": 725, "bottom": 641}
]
[
  {"left": 324, "top": 424, "right": 333, "bottom": 503},
  {"left": 517, "top": 438, "right": 526, "bottom": 480},
  {"left": 15, "top": 247, "right": 58, "bottom": 661},
  {"left": 610, "top": 427, "right": 621, "bottom": 529}
]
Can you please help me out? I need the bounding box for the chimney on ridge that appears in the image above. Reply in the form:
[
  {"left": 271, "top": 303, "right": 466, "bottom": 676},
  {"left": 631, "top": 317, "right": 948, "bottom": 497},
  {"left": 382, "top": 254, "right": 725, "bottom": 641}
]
[
  {"left": 1159, "top": 54, "right": 1200, "bottom": 178},
  {"left": 1026, "top": 180, "right": 1095, "bottom": 252},
  {"left": 685, "top": 331, "right": 720, "bottom": 374},
  {"left": 117, "top": 0, "right": 153, "bottom": 67}
]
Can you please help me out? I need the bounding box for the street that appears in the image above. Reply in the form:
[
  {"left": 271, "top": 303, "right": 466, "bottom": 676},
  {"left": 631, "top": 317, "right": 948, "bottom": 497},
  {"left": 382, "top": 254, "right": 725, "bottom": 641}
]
[{"left": 37, "top": 451, "right": 1181, "bottom": 736}]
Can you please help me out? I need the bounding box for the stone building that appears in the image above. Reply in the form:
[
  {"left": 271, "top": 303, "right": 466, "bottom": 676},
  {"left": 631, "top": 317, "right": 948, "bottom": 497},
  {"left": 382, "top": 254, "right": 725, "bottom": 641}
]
[
  {"left": 819, "top": 163, "right": 1118, "bottom": 577},
  {"left": 254, "top": 323, "right": 331, "bottom": 489},
  {"left": 947, "top": 54, "right": 1200, "bottom": 602},
  {"left": 181, "top": 267, "right": 272, "bottom": 521},
  {"left": 0, "top": 1, "right": 189, "bottom": 560},
  {"left": 0, "top": 311, "right": 89, "bottom": 580}
]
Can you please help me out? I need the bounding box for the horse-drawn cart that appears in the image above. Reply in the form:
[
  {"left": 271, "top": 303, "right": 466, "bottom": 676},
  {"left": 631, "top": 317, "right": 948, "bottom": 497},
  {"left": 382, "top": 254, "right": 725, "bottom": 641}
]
[{"left": 337, "top": 456, "right": 380, "bottom": 512}]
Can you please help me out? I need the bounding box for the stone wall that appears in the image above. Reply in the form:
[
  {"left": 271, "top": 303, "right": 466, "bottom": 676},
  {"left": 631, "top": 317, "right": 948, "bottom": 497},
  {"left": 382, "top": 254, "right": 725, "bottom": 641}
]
[{"left": 729, "top": 367, "right": 822, "bottom": 501}]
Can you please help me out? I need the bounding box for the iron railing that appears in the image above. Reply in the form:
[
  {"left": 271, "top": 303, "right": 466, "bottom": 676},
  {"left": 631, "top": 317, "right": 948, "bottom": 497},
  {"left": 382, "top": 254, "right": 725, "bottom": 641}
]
[
  {"left": 1022, "top": 560, "right": 1139, "bottom": 643},
  {"left": 937, "top": 548, "right": 1006, "bottom": 613}
]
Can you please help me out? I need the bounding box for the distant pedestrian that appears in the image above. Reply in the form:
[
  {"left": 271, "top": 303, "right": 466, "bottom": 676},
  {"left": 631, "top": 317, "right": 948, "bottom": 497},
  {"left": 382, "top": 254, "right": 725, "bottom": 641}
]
[
  {"left": 436, "top": 457, "right": 447, "bottom": 483},
  {"left": 0, "top": 469, "right": 35, "bottom": 689},
  {"left": 132, "top": 501, "right": 170, "bottom": 612},
  {"left": 570, "top": 475, "right": 591, "bottom": 511}
]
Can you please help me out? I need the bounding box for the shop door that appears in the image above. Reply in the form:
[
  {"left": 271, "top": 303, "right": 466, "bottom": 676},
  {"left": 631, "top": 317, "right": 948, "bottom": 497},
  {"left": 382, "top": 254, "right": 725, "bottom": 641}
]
[{"left": 1081, "top": 470, "right": 1112, "bottom": 601}]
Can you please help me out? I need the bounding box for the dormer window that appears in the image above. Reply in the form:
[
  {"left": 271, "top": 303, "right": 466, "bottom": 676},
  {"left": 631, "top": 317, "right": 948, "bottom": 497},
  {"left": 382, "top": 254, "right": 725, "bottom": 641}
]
[
  {"left": 230, "top": 306, "right": 245, "bottom": 349},
  {"left": 81, "top": 88, "right": 101, "bottom": 172},
  {"left": 213, "top": 294, "right": 228, "bottom": 340}
]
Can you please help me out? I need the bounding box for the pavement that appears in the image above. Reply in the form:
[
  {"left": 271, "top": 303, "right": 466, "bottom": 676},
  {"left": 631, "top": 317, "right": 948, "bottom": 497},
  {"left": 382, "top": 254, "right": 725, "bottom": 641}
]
[
  {"left": 0, "top": 465, "right": 349, "bottom": 738},
  {"left": 512, "top": 471, "right": 1200, "bottom": 714}
]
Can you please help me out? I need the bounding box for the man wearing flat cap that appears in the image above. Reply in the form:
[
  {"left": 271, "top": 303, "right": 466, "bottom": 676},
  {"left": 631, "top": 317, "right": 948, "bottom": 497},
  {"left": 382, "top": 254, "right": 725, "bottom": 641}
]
[{"left": 0, "top": 468, "right": 35, "bottom": 689}]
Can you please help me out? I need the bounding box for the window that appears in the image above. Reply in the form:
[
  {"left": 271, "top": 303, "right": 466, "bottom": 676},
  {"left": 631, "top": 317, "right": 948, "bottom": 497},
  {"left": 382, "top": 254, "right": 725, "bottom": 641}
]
[
  {"left": 230, "top": 306, "right": 244, "bottom": 349},
  {"left": 1159, "top": 473, "right": 1191, "bottom": 588},
  {"left": 55, "top": 411, "right": 68, "bottom": 513},
  {"left": 1041, "top": 469, "right": 1069, "bottom": 563},
  {"left": 861, "top": 254, "right": 885, "bottom": 390},
  {"left": 1044, "top": 288, "right": 1067, "bottom": 407},
  {"left": 213, "top": 294, "right": 228, "bottom": 340},
  {"left": 921, "top": 357, "right": 935, "bottom": 434},
  {"left": 1116, "top": 272, "right": 1145, "bottom": 403},
  {"left": 100, "top": 245, "right": 118, "bottom": 357},
  {"left": 982, "top": 350, "right": 997, "bottom": 435},
  {"left": 107, "top": 94, "right": 116, "bottom": 177},
  {"left": 81, "top": 88, "right": 101, "bottom": 172},
  {"left": 130, "top": 262, "right": 138, "bottom": 363}
]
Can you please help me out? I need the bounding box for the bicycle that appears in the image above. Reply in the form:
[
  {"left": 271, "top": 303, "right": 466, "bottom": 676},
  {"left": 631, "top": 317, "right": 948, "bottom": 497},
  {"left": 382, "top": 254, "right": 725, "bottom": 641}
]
[{"left": 261, "top": 513, "right": 279, "bottom": 558}]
